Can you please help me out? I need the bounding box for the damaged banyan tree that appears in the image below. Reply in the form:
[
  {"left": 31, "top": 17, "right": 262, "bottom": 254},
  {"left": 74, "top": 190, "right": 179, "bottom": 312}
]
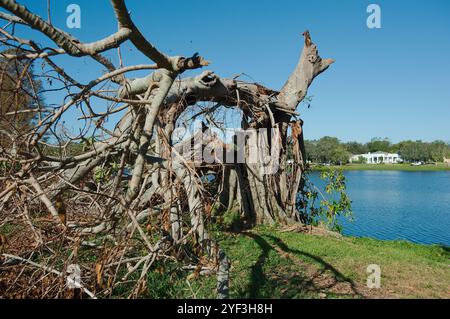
[{"left": 0, "top": 0, "right": 333, "bottom": 298}]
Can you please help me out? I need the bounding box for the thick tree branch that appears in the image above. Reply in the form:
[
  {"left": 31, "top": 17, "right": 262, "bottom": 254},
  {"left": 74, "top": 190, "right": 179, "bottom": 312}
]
[
  {"left": 0, "top": 0, "right": 132, "bottom": 56},
  {"left": 278, "top": 30, "right": 334, "bottom": 110},
  {"left": 110, "top": 0, "right": 209, "bottom": 72}
]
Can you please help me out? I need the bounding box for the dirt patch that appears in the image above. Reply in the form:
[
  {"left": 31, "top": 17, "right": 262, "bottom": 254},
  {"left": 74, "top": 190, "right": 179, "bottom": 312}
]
[{"left": 279, "top": 224, "right": 343, "bottom": 238}]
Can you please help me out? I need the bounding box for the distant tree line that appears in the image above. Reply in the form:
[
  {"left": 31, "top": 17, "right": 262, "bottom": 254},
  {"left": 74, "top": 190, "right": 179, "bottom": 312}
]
[{"left": 305, "top": 137, "right": 450, "bottom": 164}]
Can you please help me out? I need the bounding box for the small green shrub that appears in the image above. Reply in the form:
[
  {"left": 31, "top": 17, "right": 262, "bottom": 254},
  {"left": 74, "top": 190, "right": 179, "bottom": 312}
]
[{"left": 222, "top": 210, "right": 242, "bottom": 231}]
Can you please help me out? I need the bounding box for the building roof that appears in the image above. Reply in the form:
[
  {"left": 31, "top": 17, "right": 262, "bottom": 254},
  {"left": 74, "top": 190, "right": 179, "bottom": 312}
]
[
  {"left": 369, "top": 151, "right": 391, "bottom": 155},
  {"left": 351, "top": 151, "right": 400, "bottom": 157}
]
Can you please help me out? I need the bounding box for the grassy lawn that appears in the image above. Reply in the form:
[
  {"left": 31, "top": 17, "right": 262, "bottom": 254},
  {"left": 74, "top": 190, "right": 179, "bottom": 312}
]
[
  {"left": 311, "top": 163, "right": 450, "bottom": 171},
  {"left": 198, "top": 227, "right": 450, "bottom": 299}
]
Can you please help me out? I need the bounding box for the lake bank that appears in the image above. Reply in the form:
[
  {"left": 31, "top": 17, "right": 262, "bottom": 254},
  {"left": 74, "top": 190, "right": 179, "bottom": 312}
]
[{"left": 310, "top": 163, "right": 450, "bottom": 171}]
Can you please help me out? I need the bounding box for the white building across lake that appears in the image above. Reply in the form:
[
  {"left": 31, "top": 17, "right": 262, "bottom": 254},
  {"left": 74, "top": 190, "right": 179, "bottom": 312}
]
[{"left": 350, "top": 151, "right": 402, "bottom": 164}]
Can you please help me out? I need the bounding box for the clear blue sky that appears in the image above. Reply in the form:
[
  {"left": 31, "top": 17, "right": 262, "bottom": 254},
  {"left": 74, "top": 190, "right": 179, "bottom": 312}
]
[{"left": 3, "top": 0, "right": 450, "bottom": 143}]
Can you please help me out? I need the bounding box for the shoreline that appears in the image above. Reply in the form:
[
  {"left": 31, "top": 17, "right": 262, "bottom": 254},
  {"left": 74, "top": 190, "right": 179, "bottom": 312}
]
[{"left": 310, "top": 163, "right": 450, "bottom": 172}]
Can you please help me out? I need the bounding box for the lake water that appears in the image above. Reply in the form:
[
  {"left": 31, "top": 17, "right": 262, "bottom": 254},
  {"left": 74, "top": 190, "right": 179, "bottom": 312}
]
[{"left": 308, "top": 170, "right": 450, "bottom": 246}]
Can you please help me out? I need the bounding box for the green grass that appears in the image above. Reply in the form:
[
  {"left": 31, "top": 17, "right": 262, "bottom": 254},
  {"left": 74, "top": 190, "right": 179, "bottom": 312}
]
[
  {"left": 311, "top": 163, "right": 450, "bottom": 171},
  {"left": 144, "top": 227, "right": 449, "bottom": 299},
  {"left": 217, "top": 230, "right": 319, "bottom": 298},
  {"left": 253, "top": 228, "right": 450, "bottom": 298}
]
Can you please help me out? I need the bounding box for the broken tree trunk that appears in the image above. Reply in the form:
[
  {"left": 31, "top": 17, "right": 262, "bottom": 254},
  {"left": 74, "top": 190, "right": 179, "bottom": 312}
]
[{"left": 227, "top": 31, "right": 334, "bottom": 225}]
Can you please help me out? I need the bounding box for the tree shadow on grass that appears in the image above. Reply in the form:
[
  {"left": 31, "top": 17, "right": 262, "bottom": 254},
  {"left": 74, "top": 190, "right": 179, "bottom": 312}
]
[
  {"left": 244, "top": 232, "right": 271, "bottom": 298},
  {"left": 242, "top": 232, "right": 365, "bottom": 298},
  {"left": 264, "top": 234, "right": 364, "bottom": 297},
  {"left": 439, "top": 245, "right": 450, "bottom": 255},
  {"left": 242, "top": 232, "right": 312, "bottom": 298}
]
